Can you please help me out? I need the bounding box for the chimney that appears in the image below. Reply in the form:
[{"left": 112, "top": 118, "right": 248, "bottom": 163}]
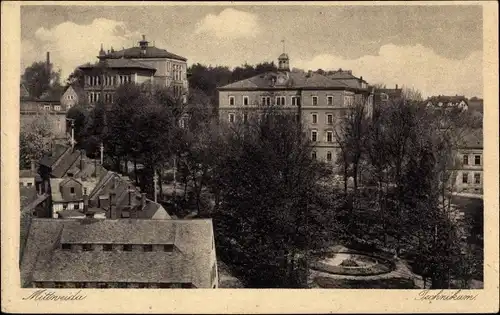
[
  {"left": 83, "top": 188, "right": 89, "bottom": 214},
  {"left": 46, "top": 52, "right": 51, "bottom": 72},
  {"left": 396, "top": 84, "right": 398, "bottom": 90},
  {"left": 110, "top": 192, "right": 117, "bottom": 219},
  {"left": 141, "top": 193, "right": 147, "bottom": 209},
  {"left": 30, "top": 160, "right": 36, "bottom": 173},
  {"left": 128, "top": 185, "right": 133, "bottom": 205}
]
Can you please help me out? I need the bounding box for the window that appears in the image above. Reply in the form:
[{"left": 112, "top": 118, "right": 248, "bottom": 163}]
[
  {"left": 62, "top": 243, "right": 71, "bottom": 251},
  {"left": 143, "top": 245, "right": 153, "bottom": 252},
  {"left": 326, "top": 151, "right": 332, "bottom": 162},
  {"left": 327, "top": 96, "right": 333, "bottom": 106},
  {"left": 312, "top": 151, "right": 317, "bottom": 160},
  {"left": 82, "top": 244, "right": 93, "bottom": 251},
  {"left": 229, "top": 96, "right": 235, "bottom": 106},
  {"left": 243, "top": 96, "right": 249, "bottom": 106},
  {"left": 27, "top": 182, "right": 32, "bottom": 187},
  {"left": 312, "top": 96, "right": 318, "bottom": 106},
  {"left": 327, "top": 114, "right": 333, "bottom": 124},
  {"left": 44, "top": 105, "right": 51, "bottom": 110},
  {"left": 74, "top": 203, "right": 79, "bottom": 210},
  {"left": 163, "top": 244, "right": 174, "bottom": 252},
  {"left": 70, "top": 187, "right": 75, "bottom": 194},
  {"left": 291, "top": 96, "right": 301, "bottom": 106},
  {"left": 462, "top": 173, "right": 468, "bottom": 184},
  {"left": 103, "top": 244, "right": 113, "bottom": 251},
  {"left": 54, "top": 106, "right": 61, "bottom": 111},
  {"left": 63, "top": 204, "right": 68, "bottom": 210},
  {"left": 474, "top": 173, "right": 481, "bottom": 184},
  {"left": 123, "top": 245, "right": 132, "bottom": 251},
  {"left": 463, "top": 155, "right": 469, "bottom": 165},
  {"left": 311, "top": 114, "right": 318, "bottom": 124},
  {"left": 326, "top": 131, "right": 333, "bottom": 143},
  {"left": 243, "top": 113, "right": 248, "bottom": 123},
  {"left": 474, "top": 155, "right": 481, "bottom": 165},
  {"left": 311, "top": 130, "right": 318, "bottom": 142},
  {"left": 228, "top": 113, "right": 235, "bottom": 123},
  {"left": 54, "top": 282, "right": 65, "bottom": 288},
  {"left": 261, "top": 96, "right": 271, "bottom": 106},
  {"left": 276, "top": 96, "right": 286, "bottom": 106}
]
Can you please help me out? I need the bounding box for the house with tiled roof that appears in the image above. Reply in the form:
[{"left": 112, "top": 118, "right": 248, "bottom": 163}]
[
  {"left": 326, "top": 68, "right": 369, "bottom": 90},
  {"left": 426, "top": 95, "right": 468, "bottom": 111},
  {"left": 217, "top": 52, "right": 374, "bottom": 165},
  {"left": 78, "top": 35, "right": 188, "bottom": 109},
  {"left": 21, "top": 218, "right": 218, "bottom": 288},
  {"left": 60, "top": 85, "right": 86, "bottom": 109}
]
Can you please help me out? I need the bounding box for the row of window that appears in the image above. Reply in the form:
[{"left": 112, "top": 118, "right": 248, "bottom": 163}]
[
  {"left": 463, "top": 154, "right": 481, "bottom": 166},
  {"left": 310, "top": 130, "right": 334, "bottom": 143},
  {"left": 461, "top": 172, "right": 481, "bottom": 184},
  {"left": 88, "top": 92, "right": 114, "bottom": 104},
  {"left": 61, "top": 243, "right": 175, "bottom": 252},
  {"left": 228, "top": 95, "right": 353, "bottom": 107},
  {"left": 34, "top": 282, "right": 193, "bottom": 289},
  {"left": 311, "top": 151, "right": 335, "bottom": 162},
  {"left": 226, "top": 112, "right": 344, "bottom": 125},
  {"left": 42, "top": 105, "right": 61, "bottom": 111},
  {"left": 86, "top": 75, "right": 132, "bottom": 86}
]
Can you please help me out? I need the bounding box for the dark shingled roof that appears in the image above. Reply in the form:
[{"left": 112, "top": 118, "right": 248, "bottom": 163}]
[
  {"left": 105, "top": 46, "right": 187, "bottom": 62},
  {"left": 39, "top": 144, "right": 69, "bottom": 168},
  {"left": 51, "top": 150, "right": 81, "bottom": 178},
  {"left": 458, "top": 129, "right": 483, "bottom": 149},
  {"left": 219, "top": 71, "right": 353, "bottom": 90},
  {"left": 21, "top": 218, "right": 215, "bottom": 287}
]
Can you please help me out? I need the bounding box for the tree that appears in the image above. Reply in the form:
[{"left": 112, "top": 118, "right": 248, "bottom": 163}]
[
  {"left": 65, "top": 63, "right": 92, "bottom": 88},
  {"left": 211, "top": 108, "right": 340, "bottom": 287},
  {"left": 20, "top": 113, "right": 54, "bottom": 168},
  {"left": 22, "top": 61, "right": 61, "bottom": 99}
]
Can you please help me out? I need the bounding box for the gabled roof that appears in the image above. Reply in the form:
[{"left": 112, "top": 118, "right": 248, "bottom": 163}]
[
  {"left": 79, "top": 59, "right": 157, "bottom": 72},
  {"left": 39, "top": 144, "right": 69, "bottom": 168},
  {"left": 21, "top": 218, "right": 215, "bottom": 287},
  {"left": 51, "top": 150, "right": 81, "bottom": 178},
  {"left": 218, "top": 71, "right": 353, "bottom": 91},
  {"left": 327, "top": 70, "right": 368, "bottom": 83},
  {"left": 105, "top": 46, "right": 187, "bottom": 61}
]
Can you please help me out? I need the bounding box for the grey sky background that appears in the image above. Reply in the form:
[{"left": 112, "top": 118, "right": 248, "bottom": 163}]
[{"left": 21, "top": 4, "right": 483, "bottom": 97}]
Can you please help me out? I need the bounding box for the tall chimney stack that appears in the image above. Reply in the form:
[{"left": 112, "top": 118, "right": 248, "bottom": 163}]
[
  {"left": 83, "top": 188, "right": 89, "bottom": 214},
  {"left": 46, "top": 52, "right": 50, "bottom": 69},
  {"left": 396, "top": 84, "right": 398, "bottom": 90}
]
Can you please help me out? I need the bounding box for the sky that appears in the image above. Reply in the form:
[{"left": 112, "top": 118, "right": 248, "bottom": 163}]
[{"left": 21, "top": 4, "right": 483, "bottom": 98}]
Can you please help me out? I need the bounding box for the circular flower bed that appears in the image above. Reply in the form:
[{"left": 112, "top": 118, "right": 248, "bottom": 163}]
[{"left": 311, "top": 251, "right": 395, "bottom": 276}]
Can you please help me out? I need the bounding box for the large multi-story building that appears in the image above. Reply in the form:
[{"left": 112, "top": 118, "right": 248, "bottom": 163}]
[
  {"left": 217, "top": 53, "right": 374, "bottom": 164},
  {"left": 79, "top": 35, "right": 188, "bottom": 108}
]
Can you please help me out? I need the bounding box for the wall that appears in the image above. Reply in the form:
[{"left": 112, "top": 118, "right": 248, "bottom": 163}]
[
  {"left": 20, "top": 110, "right": 67, "bottom": 138},
  {"left": 52, "top": 201, "right": 85, "bottom": 218}
]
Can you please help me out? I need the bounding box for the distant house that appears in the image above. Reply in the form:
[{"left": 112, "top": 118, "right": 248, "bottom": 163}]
[
  {"left": 60, "top": 85, "right": 86, "bottom": 109},
  {"left": 20, "top": 96, "right": 67, "bottom": 139},
  {"left": 20, "top": 160, "right": 42, "bottom": 188},
  {"left": 326, "top": 69, "right": 369, "bottom": 90},
  {"left": 21, "top": 218, "right": 218, "bottom": 288},
  {"left": 453, "top": 129, "right": 483, "bottom": 195},
  {"left": 426, "top": 95, "right": 468, "bottom": 111}
]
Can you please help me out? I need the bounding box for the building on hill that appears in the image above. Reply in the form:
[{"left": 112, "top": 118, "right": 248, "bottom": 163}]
[
  {"left": 426, "top": 95, "right": 468, "bottom": 111},
  {"left": 79, "top": 35, "right": 188, "bottom": 108},
  {"left": 453, "top": 129, "right": 483, "bottom": 195},
  {"left": 217, "top": 52, "right": 374, "bottom": 165},
  {"left": 60, "top": 85, "right": 86, "bottom": 109},
  {"left": 326, "top": 68, "right": 369, "bottom": 90},
  {"left": 21, "top": 218, "right": 218, "bottom": 288}
]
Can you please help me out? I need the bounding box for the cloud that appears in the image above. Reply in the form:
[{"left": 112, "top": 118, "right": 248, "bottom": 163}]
[
  {"left": 293, "top": 44, "right": 483, "bottom": 98},
  {"left": 22, "top": 18, "right": 141, "bottom": 82},
  {"left": 195, "top": 8, "right": 260, "bottom": 39}
]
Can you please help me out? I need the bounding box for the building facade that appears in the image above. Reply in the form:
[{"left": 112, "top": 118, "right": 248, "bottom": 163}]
[
  {"left": 60, "top": 85, "right": 86, "bottom": 109},
  {"left": 79, "top": 35, "right": 188, "bottom": 108},
  {"left": 20, "top": 99, "right": 67, "bottom": 139},
  {"left": 453, "top": 129, "right": 483, "bottom": 195},
  {"left": 217, "top": 53, "right": 374, "bottom": 165}
]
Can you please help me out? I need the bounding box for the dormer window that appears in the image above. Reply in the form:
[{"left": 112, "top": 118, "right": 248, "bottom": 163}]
[{"left": 70, "top": 187, "right": 75, "bottom": 194}]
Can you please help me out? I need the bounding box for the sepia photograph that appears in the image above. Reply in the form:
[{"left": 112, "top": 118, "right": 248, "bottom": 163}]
[{"left": 2, "top": 1, "right": 499, "bottom": 313}]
